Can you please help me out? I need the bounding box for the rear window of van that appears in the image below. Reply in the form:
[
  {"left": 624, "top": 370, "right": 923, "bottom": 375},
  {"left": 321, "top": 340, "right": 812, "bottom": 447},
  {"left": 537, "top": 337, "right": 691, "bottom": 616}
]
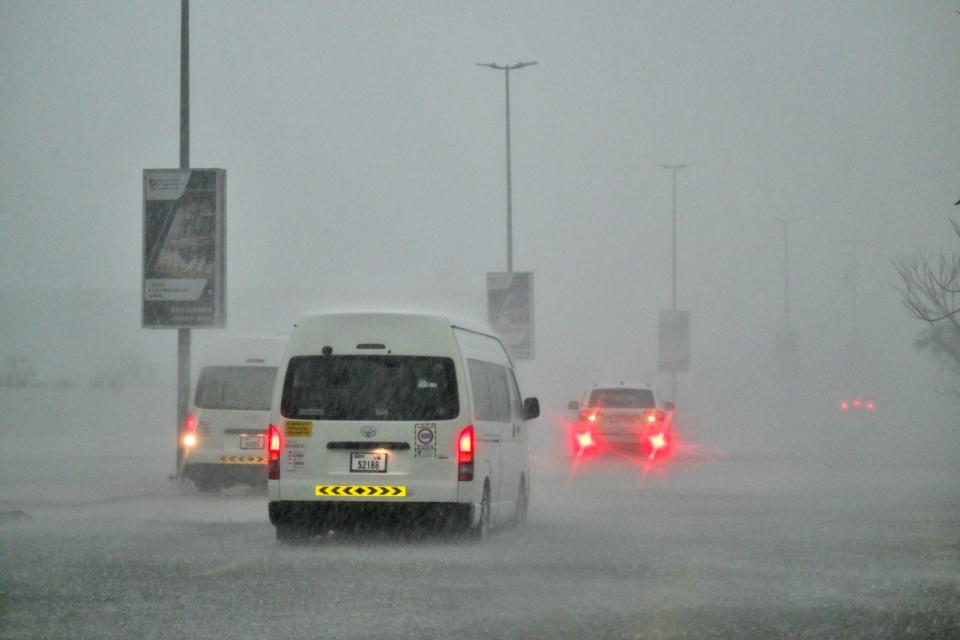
[
  {"left": 195, "top": 366, "right": 278, "bottom": 411},
  {"left": 280, "top": 356, "right": 459, "bottom": 421}
]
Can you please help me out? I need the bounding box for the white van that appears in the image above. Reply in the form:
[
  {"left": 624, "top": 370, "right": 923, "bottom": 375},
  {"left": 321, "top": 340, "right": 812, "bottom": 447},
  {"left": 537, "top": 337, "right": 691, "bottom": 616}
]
[
  {"left": 266, "top": 312, "right": 540, "bottom": 540},
  {"left": 181, "top": 337, "right": 287, "bottom": 492}
]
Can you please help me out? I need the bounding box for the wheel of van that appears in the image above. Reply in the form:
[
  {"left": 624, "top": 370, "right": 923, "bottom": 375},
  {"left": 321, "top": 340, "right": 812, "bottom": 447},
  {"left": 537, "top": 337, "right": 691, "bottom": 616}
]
[
  {"left": 472, "top": 483, "right": 491, "bottom": 541},
  {"left": 515, "top": 476, "right": 528, "bottom": 527}
]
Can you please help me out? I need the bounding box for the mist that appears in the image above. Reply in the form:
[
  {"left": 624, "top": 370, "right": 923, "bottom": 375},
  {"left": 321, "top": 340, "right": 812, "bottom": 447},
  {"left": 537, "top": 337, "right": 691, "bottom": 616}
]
[{"left": 2, "top": 2, "right": 959, "bottom": 638}]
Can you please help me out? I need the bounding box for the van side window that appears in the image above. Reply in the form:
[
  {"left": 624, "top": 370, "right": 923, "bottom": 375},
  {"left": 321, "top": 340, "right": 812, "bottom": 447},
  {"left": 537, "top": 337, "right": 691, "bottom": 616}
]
[
  {"left": 507, "top": 369, "right": 523, "bottom": 419},
  {"left": 488, "top": 364, "right": 511, "bottom": 423},
  {"left": 468, "top": 359, "right": 511, "bottom": 423},
  {"left": 467, "top": 359, "right": 494, "bottom": 421}
]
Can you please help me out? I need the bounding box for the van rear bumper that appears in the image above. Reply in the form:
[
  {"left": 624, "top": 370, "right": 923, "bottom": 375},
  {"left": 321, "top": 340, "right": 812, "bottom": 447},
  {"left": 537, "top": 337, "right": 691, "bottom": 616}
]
[
  {"left": 268, "top": 500, "right": 474, "bottom": 531},
  {"left": 184, "top": 462, "right": 266, "bottom": 487}
]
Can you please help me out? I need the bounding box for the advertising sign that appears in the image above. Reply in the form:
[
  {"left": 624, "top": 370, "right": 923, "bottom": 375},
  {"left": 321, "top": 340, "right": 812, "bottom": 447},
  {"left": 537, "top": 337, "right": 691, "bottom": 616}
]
[
  {"left": 142, "top": 169, "right": 225, "bottom": 328},
  {"left": 487, "top": 271, "right": 534, "bottom": 360},
  {"left": 658, "top": 310, "right": 690, "bottom": 373}
]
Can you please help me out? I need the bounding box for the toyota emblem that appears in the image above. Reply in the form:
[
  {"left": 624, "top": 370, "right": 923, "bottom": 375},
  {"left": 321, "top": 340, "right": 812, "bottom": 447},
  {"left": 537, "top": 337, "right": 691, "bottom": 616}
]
[{"left": 360, "top": 425, "right": 377, "bottom": 438}]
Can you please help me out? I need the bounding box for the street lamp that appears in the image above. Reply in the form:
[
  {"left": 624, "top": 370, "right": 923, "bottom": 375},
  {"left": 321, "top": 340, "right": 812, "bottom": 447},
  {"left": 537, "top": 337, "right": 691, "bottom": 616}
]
[
  {"left": 776, "top": 217, "right": 799, "bottom": 330},
  {"left": 477, "top": 61, "right": 538, "bottom": 272},
  {"left": 656, "top": 163, "right": 691, "bottom": 402},
  {"left": 655, "top": 163, "right": 691, "bottom": 310}
]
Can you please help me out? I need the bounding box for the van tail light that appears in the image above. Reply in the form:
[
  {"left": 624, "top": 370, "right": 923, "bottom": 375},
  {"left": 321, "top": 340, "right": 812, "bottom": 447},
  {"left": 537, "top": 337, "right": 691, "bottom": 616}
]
[
  {"left": 267, "top": 424, "right": 282, "bottom": 480},
  {"left": 578, "top": 410, "right": 598, "bottom": 422},
  {"left": 458, "top": 425, "right": 474, "bottom": 481},
  {"left": 181, "top": 414, "right": 198, "bottom": 448}
]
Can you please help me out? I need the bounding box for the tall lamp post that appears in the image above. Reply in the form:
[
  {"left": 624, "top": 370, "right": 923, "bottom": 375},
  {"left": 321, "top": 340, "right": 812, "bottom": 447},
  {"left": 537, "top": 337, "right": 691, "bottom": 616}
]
[
  {"left": 777, "top": 217, "right": 799, "bottom": 330},
  {"left": 477, "top": 61, "right": 537, "bottom": 272},
  {"left": 656, "top": 162, "right": 691, "bottom": 401}
]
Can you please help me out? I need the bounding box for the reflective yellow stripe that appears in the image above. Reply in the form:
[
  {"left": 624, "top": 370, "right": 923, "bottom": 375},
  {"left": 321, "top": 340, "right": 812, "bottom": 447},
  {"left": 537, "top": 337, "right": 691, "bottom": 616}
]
[
  {"left": 314, "top": 485, "right": 407, "bottom": 498},
  {"left": 218, "top": 456, "right": 265, "bottom": 464}
]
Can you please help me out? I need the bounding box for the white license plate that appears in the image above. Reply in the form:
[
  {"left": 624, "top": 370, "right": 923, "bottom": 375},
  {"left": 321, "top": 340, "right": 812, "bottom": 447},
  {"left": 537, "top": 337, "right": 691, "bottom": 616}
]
[
  {"left": 350, "top": 452, "right": 387, "bottom": 473},
  {"left": 240, "top": 434, "right": 265, "bottom": 450}
]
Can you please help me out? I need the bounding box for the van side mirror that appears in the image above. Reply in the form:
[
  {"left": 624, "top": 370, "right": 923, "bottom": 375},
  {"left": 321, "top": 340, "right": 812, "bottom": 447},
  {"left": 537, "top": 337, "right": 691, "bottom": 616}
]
[
  {"left": 567, "top": 401, "right": 579, "bottom": 411},
  {"left": 523, "top": 397, "right": 541, "bottom": 421},
  {"left": 665, "top": 401, "right": 675, "bottom": 412}
]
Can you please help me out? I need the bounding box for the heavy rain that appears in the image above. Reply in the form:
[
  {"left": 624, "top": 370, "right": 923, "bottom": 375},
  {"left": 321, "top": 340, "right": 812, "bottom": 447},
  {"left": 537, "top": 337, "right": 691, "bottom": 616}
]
[{"left": 1, "top": 2, "right": 958, "bottom": 639}]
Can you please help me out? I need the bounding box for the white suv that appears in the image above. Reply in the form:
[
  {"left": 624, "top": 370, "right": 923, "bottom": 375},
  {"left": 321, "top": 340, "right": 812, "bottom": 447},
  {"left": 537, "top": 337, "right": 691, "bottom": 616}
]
[{"left": 567, "top": 383, "right": 674, "bottom": 459}]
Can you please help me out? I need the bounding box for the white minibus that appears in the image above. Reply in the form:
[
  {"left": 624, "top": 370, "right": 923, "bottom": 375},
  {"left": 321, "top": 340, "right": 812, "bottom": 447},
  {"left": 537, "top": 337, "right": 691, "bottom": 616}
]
[
  {"left": 266, "top": 312, "right": 539, "bottom": 540},
  {"left": 181, "top": 337, "right": 286, "bottom": 491}
]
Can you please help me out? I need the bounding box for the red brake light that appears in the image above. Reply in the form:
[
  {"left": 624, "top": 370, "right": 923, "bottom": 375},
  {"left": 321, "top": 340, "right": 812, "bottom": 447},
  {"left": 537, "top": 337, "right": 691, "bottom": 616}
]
[
  {"left": 458, "top": 425, "right": 474, "bottom": 481},
  {"left": 576, "top": 431, "right": 595, "bottom": 448},
  {"left": 840, "top": 401, "right": 849, "bottom": 411},
  {"left": 181, "top": 414, "right": 198, "bottom": 448},
  {"left": 866, "top": 401, "right": 875, "bottom": 411},
  {"left": 852, "top": 399, "right": 862, "bottom": 409},
  {"left": 650, "top": 433, "right": 667, "bottom": 449},
  {"left": 579, "top": 410, "right": 597, "bottom": 422},
  {"left": 267, "top": 424, "right": 282, "bottom": 480}
]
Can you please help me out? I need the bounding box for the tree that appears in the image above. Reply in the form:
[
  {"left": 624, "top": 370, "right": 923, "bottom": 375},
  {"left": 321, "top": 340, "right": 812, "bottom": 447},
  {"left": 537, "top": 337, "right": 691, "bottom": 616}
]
[{"left": 894, "top": 219, "right": 960, "bottom": 395}]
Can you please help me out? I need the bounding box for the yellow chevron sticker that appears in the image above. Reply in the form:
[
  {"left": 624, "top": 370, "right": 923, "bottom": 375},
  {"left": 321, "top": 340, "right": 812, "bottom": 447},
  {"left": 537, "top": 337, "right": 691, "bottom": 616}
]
[
  {"left": 315, "top": 485, "right": 407, "bottom": 498},
  {"left": 219, "top": 456, "right": 265, "bottom": 464}
]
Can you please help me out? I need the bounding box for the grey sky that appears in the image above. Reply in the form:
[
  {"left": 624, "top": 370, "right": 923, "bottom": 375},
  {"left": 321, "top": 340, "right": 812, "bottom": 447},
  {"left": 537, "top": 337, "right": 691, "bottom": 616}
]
[{"left": 2, "top": 1, "right": 959, "bottom": 431}]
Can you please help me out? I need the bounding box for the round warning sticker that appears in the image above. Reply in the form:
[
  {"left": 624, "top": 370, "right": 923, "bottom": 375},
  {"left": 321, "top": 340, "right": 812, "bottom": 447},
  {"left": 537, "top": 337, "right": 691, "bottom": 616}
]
[
  {"left": 416, "top": 425, "right": 435, "bottom": 445},
  {"left": 415, "top": 423, "right": 437, "bottom": 457}
]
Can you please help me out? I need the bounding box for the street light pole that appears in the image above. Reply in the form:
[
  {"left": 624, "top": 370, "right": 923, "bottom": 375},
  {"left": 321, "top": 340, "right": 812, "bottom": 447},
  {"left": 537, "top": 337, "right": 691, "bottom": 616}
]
[
  {"left": 655, "top": 163, "right": 690, "bottom": 311},
  {"left": 176, "top": 0, "right": 191, "bottom": 478},
  {"left": 777, "top": 217, "right": 799, "bottom": 330},
  {"left": 656, "top": 163, "right": 690, "bottom": 402},
  {"left": 477, "top": 61, "right": 537, "bottom": 273}
]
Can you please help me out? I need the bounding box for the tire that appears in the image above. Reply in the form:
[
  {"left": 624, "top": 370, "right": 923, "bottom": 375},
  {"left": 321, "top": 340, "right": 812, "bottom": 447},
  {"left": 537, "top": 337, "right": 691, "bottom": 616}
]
[
  {"left": 515, "top": 476, "right": 528, "bottom": 527},
  {"left": 472, "top": 483, "right": 491, "bottom": 541}
]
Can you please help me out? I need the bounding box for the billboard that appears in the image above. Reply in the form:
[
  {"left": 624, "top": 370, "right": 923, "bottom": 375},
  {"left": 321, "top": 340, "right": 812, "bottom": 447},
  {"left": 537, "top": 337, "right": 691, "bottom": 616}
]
[
  {"left": 487, "top": 271, "right": 534, "bottom": 360},
  {"left": 142, "top": 169, "right": 225, "bottom": 328},
  {"left": 658, "top": 310, "right": 690, "bottom": 373}
]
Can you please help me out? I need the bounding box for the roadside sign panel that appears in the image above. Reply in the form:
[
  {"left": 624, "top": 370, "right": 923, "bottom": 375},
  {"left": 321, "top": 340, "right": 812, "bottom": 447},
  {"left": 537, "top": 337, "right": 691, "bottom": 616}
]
[
  {"left": 487, "top": 271, "right": 534, "bottom": 360},
  {"left": 142, "top": 169, "right": 225, "bottom": 328},
  {"left": 658, "top": 310, "right": 690, "bottom": 373}
]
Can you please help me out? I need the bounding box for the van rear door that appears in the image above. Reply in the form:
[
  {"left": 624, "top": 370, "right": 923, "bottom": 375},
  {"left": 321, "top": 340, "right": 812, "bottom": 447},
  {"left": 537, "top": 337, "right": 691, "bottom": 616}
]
[
  {"left": 194, "top": 366, "right": 276, "bottom": 457},
  {"left": 277, "top": 355, "right": 461, "bottom": 502}
]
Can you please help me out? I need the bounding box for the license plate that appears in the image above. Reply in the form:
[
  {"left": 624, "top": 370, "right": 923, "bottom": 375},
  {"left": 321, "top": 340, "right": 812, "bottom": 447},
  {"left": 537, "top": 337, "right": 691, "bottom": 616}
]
[
  {"left": 240, "top": 434, "right": 265, "bottom": 450},
  {"left": 350, "top": 452, "right": 387, "bottom": 473}
]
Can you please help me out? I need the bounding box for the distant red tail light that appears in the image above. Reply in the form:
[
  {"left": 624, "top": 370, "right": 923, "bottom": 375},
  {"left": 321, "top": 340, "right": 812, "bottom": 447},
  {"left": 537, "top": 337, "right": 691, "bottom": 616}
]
[
  {"left": 267, "top": 424, "right": 282, "bottom": 480},
  {"left": 866, "top": 401, "right": 875, "bottom": 411},
  {"left": 181, "top": 414, "right": 198, "bottom": 448},
  {"left": 576, "top": 431, "right": 595, "bottom": 448},
  {"left": 458, "top": 425, "right": 474, "bottom": 481},
  {"left": 840, "top": 401, "right": 849, "bottom": 411},
  {"left": 579, "top": 410, "right": 598, "bottom": 422}
]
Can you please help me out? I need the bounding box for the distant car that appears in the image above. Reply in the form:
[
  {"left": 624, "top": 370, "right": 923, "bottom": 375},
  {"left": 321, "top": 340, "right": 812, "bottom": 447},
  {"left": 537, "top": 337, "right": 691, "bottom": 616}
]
[
  {"left": 181, "top": 337, "right": 286, "bottom": 492},
  {"left": 567, "top": 384, "right": 674, "bottom": 460},
  {"left": 838, "top": 397, "right": 876, "bottom": 413}
]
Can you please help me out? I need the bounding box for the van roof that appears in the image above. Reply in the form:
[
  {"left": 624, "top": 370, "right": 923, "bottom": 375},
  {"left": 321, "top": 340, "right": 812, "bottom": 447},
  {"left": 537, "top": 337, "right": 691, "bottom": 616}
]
[
  {"left": 296, "top": 311, "right": 495, "bottom": 337},
  {"left": 197, "top": 336, "right": 288, "bottom": 367},
  {"left": 289, "top": 311, "right": 501, "bottom": 357}
]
